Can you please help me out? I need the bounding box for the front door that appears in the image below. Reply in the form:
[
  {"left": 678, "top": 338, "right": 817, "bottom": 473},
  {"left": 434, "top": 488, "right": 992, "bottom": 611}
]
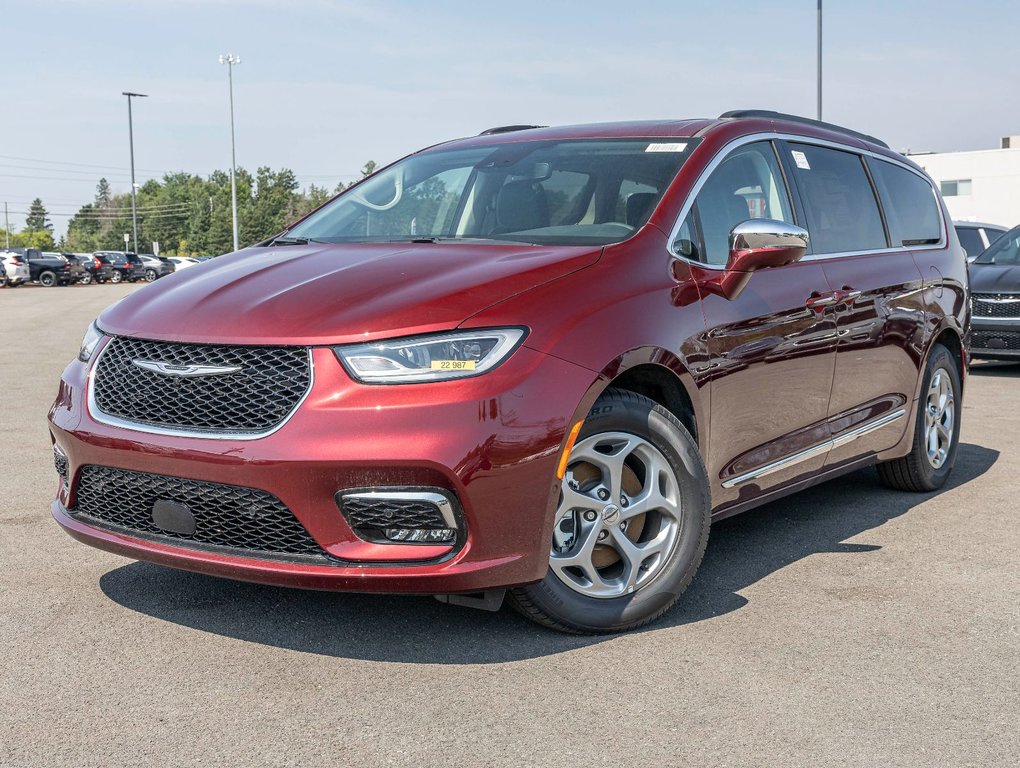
[{"left": 677, "top": 140, "right": 838, "bottom": 508}]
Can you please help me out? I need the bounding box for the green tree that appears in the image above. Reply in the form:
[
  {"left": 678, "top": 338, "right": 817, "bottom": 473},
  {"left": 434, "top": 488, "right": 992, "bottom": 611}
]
[
  {"left": 95, "top": 178, "right": 112, "bottom": 209},
  {"left": 25, "top": 198, "right": 52, "bottom": 232}
]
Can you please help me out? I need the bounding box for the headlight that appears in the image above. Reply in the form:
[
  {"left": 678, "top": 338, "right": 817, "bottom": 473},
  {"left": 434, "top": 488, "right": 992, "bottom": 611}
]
[
  {"left": 335, "top": 328, "right": 526, "bottom": 383},
  {"left": 78, "top": 322, "right": 104, "bottom": 363}
]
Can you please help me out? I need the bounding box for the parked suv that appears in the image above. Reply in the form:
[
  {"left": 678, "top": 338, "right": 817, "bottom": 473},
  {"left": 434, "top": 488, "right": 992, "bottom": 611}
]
[
  {"left": 95, "top": 251, "right": 145, "bottom": 283},
  {"left": 0, "top": 250, "right": 31, "bottom": 287},
  {"left": 138, "top": 254, "right": 176, "bottom": 282},
  {"left": 69, "top": 253, "right": 114, "bottom": 285},
  {"left": 49, "top": 112, "right": 968, "bottom": 633},
  {"left": 26, "top": 250, "right": 83, "bottom": 286},
  {"left": 969, "top": 224, "right": 1020, "bottom": 359}
]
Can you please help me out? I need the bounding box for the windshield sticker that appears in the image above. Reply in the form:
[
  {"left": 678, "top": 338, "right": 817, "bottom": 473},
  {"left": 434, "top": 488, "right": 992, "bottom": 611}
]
[
  {"left": 645, "top": 142, "right": 688, "bottom": 153},
  {"left": 792, "top": 150, "right": 811, "bottom": 170}
]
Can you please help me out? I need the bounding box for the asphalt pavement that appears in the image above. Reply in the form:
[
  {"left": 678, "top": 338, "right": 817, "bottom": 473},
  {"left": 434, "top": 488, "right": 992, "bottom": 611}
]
[{"left": 1, "top": 282, "right": 1017, "bottom": 767}]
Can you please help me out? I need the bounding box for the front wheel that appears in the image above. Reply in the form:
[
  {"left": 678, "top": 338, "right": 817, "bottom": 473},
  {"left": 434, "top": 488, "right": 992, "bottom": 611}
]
[
  {"left": 509, "top": 389, "right": 711, "bottom": 634},
  {"left": 144, "top": 268, "right": 157, "bottom": 282},
  {"left": 878, "top": 343, "right": 961, "bottom": 492}
]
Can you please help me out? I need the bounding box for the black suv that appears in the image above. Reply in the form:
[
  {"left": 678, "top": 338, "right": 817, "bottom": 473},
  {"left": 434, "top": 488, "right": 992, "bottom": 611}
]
[
  {"left": 95, "top": 251, "right": 146, "bottom": 283},
  {"left": 67, "top": 253, "right": 113, "bottom": 285},
  {"left": 23, "top": 250, "right": 84, "bottom": 286},
  {"left": 969, "top": 224, "right": 1020, "bottom": 359}
]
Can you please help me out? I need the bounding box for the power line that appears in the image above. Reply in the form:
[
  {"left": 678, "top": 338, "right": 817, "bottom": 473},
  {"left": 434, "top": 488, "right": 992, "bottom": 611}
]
[{"left": 0, "top": 152, "right": 172, "bottom": 175}]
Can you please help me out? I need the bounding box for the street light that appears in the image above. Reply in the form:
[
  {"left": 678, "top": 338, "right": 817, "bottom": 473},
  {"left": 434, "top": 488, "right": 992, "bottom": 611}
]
[
  {"left": 218, "top": 54, "right": 241, "bottom": 252},
  {"left": 122, "top": 91, "right": 148, "bottom": 254},
  {"left": 817, "top": 0, "right": 823, "bottom": 121}
]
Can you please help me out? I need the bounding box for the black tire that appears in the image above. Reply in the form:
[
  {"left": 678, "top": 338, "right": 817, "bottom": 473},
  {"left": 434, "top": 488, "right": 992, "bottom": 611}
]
[
  {"left": 0, "top": 272, "right": 7, "bottom": 288},
  {"left": 144, "top": 268, "right": 157, "bottom": 282},
  {"left": 877, "top": 343, "right": 961, "bottom": 492},
  {"left": 508, "top": 389, "right": 711, "bottom": 634},
  {"left": 110, "top": 270, "right": 123, "bottom": 284},
  {"left": 39, "top": 270, "right": 58, "bottom": 287},
  {"left": 79, "top": 272, "right": 93, "bottom": 285}
]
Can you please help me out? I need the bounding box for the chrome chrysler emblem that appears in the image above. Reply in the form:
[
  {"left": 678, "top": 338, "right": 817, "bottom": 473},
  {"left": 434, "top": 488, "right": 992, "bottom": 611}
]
[{"left": 132, "top": 359, "right": 242, "bottom": 377}]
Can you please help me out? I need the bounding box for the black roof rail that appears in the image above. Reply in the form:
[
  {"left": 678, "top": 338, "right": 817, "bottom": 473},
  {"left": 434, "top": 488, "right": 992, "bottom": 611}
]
[
  {"left": 718, "top": 110, "right": 890, "bottom": 149},
  {"left": 478, "top": 124, "right": 545, "bottom": 136}
]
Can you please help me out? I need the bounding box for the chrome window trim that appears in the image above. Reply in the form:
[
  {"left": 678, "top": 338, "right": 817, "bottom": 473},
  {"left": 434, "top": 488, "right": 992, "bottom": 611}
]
[
  {"left": 721, "top": 408, "right": 906, "bottom": 489},
  {"left": 342, "top": 490, "right": 457, "bottom": 528},
  {"left": 85, "top": 340, "right": 315, "bottom": 441},
  {"left": 667, "top": 132, "right": 948, "bottom": 270}
]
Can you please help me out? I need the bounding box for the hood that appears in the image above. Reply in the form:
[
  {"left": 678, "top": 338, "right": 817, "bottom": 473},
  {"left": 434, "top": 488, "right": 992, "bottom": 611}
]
[
  {"left": 99, "top": 242, "right": 601, "bottom": 345},
  {"left": 969, "top": 262, "right": 1020, "bottom": 294}
]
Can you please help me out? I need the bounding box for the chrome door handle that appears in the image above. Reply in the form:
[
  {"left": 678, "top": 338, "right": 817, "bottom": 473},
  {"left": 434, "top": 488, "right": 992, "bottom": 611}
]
[{"left": 806, "top": 292, "right": 839, "bottom": 310}]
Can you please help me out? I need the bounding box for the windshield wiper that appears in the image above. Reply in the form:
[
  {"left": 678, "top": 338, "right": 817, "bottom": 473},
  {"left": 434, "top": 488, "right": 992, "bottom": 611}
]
[{"left": 269, "top": 235, "right": 310, "bottom": 246}]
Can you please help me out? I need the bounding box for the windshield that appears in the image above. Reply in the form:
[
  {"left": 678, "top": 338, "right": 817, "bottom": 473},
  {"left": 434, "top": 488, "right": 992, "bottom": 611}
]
[
  {"left": 286, "top": 138, "right": 698, "bottom": 247},
  {"left": 974, "top": 226, "right": 1020, "bottom": 264}
]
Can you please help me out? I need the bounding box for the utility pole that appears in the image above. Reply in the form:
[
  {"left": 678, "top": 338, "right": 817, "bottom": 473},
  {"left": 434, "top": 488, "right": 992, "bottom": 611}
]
[
  {"left": 219, "top": 54, "right": 241, "bottom": 252},
  {"left": 4, "top": 202, "right": 9, "bottom": 250},
  {"left": 122, "top": 91, "right": 148, "bottom": 253},
  {"left": 817, "top": 0, "right": 823, "bottom": 121}
]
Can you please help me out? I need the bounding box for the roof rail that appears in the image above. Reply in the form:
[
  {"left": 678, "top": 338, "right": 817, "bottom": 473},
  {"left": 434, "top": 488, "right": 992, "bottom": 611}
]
[
  {"left": 718, "top": 110, "right": 890, "bottom": 149},
  {"left": 478, "top": 124, "right": 545, "bottom": 136}
]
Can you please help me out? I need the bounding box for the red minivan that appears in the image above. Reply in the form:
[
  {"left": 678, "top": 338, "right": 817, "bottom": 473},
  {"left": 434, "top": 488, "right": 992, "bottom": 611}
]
[{"left": 49, "top": 111, "right": 969, "bottom": 633}]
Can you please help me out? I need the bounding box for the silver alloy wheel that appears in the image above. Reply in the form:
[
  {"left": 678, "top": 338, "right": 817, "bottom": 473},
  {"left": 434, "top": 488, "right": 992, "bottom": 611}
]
[
  {"left": 924, "top": 367, "right": 955, "bottom": 469},
  {"left": 551, "top": 431, "right": 682, "bottom": 599}
]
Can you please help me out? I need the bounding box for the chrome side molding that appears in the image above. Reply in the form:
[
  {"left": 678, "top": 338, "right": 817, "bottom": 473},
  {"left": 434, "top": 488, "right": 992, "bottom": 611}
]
[{"left": 721, "top": 408, "right": 906, "bottom": 489}]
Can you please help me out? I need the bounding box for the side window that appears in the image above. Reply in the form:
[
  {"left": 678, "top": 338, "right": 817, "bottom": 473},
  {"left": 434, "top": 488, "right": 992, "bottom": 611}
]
[
  {"left": 955, "top": 227, "right": 985, "bottom": 259},
  {"left": 685, "top": 141, "right": 793, "bottom": 265},
  {"left": 787, "top": 143, "right": 887, "bottom": 254},
  {"left": 868, "top": 158, "right": 941, "bottom": 246}
]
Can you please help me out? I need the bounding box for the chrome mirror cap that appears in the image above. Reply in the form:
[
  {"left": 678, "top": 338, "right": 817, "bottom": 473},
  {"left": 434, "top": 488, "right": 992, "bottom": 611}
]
[{"left": 729, "top": 219, "right": 810, "bottom": 253}]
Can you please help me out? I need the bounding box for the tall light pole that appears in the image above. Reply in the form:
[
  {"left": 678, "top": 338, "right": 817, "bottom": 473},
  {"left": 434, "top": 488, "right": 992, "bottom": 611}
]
[
  {"left": 219, "top": 54, "right": 241, "bottom": 252},
  {"left": 817, "top": 0, "right": 823, "bottom": 121},
  {"left": 122, "top": 91, "right": 148, "bottom": 253}
]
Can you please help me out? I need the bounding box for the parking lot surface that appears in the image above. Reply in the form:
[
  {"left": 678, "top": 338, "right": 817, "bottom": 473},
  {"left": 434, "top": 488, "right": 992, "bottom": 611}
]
[{"left": 1, "top": 283, "right": 1018, "bottom": 767}]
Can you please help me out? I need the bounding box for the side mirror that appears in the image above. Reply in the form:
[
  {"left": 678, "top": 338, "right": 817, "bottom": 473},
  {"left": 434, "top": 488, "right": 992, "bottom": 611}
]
[{"left": 710, "top": 219, "right": 809, "bottom": 300}]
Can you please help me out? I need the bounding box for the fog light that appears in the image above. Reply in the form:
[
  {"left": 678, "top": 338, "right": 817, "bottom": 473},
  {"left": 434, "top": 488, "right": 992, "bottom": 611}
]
[{"left": 383, "top": 528, "right": 456, "bottom": 543}]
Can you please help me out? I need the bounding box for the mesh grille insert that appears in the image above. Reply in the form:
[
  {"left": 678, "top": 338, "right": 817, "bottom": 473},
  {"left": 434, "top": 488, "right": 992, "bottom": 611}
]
[
  {"left": 972, "top": 295, "right": 1020, "bottom": 319},
  {"left": 73, "top": 465, "right": 327, "bottom": 560},
  {"left": 92, "top": 337, "right": 311, "bottom": 434},
  {"left": 972, "top": 330, "right": 1020, "bottom": 351}
]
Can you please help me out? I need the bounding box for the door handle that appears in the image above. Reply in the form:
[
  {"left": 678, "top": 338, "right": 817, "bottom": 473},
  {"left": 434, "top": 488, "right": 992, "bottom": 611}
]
[
  {"left": 806, "top": 291, "right": 839, "bottom": 310},
  {"left": 837, "top": 286, "right": 863, "bottom": 305}
]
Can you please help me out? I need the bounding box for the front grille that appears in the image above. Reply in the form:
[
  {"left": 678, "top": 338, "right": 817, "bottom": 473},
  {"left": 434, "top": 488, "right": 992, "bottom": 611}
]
[
  {"left": 972, "top": 330, "right": 1020, "bottom": 351},
  {"left": 973, "top": 294, "right": 1020, "bottom": 319},
  {"left": 73, "top": 465, "right": 328, "bottom": 560},
  {"left": 92, "top": 337, "right": 311, "bottom": 434}
]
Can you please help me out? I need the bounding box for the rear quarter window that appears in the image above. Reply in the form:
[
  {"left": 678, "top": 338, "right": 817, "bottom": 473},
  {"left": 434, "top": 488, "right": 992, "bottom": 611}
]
[{"left": 868, "top": 158, "right": 941, "bottom": 246}]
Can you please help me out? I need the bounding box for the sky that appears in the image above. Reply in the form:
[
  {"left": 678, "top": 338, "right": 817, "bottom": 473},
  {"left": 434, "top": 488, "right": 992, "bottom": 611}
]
[{"left": 3, "top": 0, "right": 1019, "bottom": 238}]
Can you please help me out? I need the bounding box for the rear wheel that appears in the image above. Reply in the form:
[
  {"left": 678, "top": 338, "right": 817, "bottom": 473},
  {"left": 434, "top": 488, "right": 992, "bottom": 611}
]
[
  {"left": 509, "top": 389, "right": 710, "bottom": 634},
  {"left": 110, "top": 270, "right": 123, "bottom": 284},
  {"left": 79, "top": 271, "right": 93, "bottom": 285},
  {"left": 39, "top": 270, "right": 57, "bottom": 287},
  {"left": 878, "top": 343, "right": 961, "bottom": 492},
  {"left": 0, "top": 272, "right": 7, "bottom": 288}
]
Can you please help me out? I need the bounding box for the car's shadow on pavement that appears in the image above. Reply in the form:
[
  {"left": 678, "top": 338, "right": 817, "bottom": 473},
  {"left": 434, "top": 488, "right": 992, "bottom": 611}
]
[
  {"left": 99, "top": 443, "right": 999, "bottom": 663},
  {"left": 969, "top": 361, "right": 1020, "bottom": 377}
]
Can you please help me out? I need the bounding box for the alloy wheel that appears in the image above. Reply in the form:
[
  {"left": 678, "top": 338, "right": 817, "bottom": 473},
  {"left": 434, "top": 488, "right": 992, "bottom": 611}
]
[
  {"left": 924, "top": 367, "right": 955, "bottom": 469},
  {"left": 551, "top": 431, "right": 682, "bottom": 598}
]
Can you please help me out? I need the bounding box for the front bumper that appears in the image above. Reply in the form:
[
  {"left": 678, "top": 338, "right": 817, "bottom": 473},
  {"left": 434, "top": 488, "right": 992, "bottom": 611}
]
[
  {"left": 48, "top": 342, "right": 596, "bottom": 593},
  {"left": 970, "top": 318, "right": 1020, "bottom": 359}
]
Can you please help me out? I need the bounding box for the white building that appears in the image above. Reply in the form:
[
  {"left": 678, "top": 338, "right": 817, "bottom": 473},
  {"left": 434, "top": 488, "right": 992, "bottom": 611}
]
[{"left": 907, "top": 136, "right": 1020, "bottom": 228}]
